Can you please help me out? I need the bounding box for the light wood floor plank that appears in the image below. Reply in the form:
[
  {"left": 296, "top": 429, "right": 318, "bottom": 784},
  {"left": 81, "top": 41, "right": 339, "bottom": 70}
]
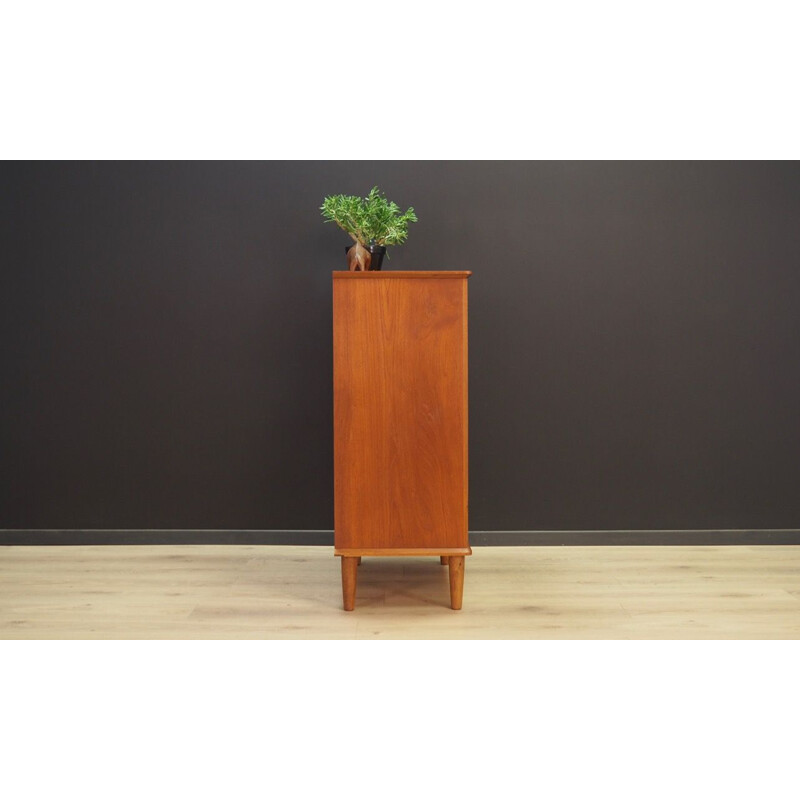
[{"left": 1, "top": 545, "right": 798, "bottom": 639}]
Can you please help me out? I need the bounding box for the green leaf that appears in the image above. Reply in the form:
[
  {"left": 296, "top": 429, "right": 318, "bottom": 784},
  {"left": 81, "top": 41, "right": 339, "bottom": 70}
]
[{"left": 319, "top": 186, "right": 418, "bottom": 248}]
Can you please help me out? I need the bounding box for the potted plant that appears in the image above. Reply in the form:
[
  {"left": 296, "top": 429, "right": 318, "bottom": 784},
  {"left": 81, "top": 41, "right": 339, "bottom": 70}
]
[{"left": 320, "top": 186, "right": 418, "bottom": 271}]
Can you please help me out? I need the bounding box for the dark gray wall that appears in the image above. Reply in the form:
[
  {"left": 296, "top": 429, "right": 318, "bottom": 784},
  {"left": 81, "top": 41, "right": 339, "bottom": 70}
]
[{"left": 2, "top": 162, "right": 799, "bottom": 534}]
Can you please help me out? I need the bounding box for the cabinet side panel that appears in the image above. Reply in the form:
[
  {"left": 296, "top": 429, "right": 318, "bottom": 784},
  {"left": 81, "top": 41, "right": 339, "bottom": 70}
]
[{"left": 334, "top": 277, "right": 468, "bottom": 550}]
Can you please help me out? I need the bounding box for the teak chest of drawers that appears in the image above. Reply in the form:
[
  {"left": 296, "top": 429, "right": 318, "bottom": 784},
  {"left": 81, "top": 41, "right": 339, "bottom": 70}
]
[{"left": 333, "top": 270, "right": 472, "bottom": 610}]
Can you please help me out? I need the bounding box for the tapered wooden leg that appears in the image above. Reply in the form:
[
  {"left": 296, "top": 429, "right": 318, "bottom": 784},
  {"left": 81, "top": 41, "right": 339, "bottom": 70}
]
[
  {"left": 341, "top": 556, "right": 358, "bottom": 611},
  {"left": 440, "top": 556, "right": 449, "bottom": 565},
  {"left": 448, "top": 556, "right": 465, "bottom": 610}
]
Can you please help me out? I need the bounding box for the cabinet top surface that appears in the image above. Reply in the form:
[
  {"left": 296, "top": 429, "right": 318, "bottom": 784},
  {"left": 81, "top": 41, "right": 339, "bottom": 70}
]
[{"left": 333, "top": 270, "right": 472, "bottom": 279}]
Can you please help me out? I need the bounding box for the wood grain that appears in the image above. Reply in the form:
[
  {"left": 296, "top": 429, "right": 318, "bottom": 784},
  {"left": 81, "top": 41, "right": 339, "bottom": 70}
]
[
  {"left": 334, "top": 548, "right": 471, "bottom": 557},
  {"left": 333, "top": 272, "right": 471, "bottom": 553},
  {"left": 448, "top": 555, "right": 465, "bottom": 610},
  {"left": 2, "top": 545, "right": 799, "bottom": 639},
  {"left": 341, "top": 556, "right": 358, "bottom": 611}
]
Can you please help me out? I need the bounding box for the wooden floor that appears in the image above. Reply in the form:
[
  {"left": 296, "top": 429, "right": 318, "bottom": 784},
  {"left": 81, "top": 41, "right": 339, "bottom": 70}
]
[{"left": 1, "top": 544, "right": 798, "bottom": 639}]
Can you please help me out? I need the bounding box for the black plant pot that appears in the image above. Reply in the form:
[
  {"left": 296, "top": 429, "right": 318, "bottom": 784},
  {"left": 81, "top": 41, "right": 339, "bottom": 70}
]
[
  {"left": 368, "top": 244, "right": 386, "bottom": 270},
  {"left": 344, "top": 244, "right": 386, "bottom": 271}
]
